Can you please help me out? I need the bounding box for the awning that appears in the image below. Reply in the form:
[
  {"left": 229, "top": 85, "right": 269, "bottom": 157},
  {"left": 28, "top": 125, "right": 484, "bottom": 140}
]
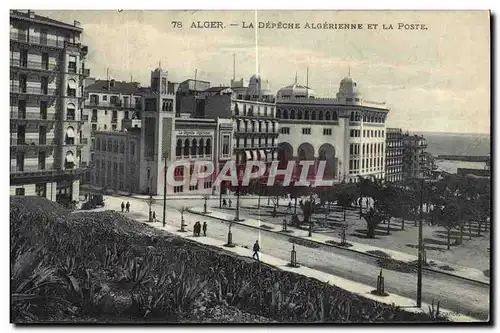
[
  {"left": 259, "top": 150, "right": 265, "bottom": 160},
  {"left": 65, "top": 153, "right": 75, "bottom": 163},
  {"left": 67, "top": 80, "right": 77, "bottom": 90},
  {"left": 66, "top": 127, "right": 75, "bottom": 138},
  {"left": 245, "top": 150, "right": 252, "bottom": 161}
]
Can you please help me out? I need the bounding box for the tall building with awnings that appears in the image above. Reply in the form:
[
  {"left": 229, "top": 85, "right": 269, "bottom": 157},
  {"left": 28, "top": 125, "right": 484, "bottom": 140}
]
[{"left": 9, "top": 10, "right": 88, "bottom": 204}]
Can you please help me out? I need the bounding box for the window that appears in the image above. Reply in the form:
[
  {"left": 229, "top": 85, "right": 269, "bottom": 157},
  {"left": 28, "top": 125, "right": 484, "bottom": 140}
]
[
  {"left": 112, "top": 110, "right": 118, "bottom": 121},
  {"left": 36, "top": 183, "right": 46, "bottom": 197},
  {"left": 17, "top": 125, "right": 26, "bottom": 145},
  {"left": 103, "top": 95, "right": 108, "bottom": 101},
  {"left": 19, "top": 74, "right": 27, "bottom": 93},
  {"left": 41, "top": 76, "right": 48, "bottom": 95},
  {"left": 323, "top": 128, "right": 332, "bottom": 136},
  {"left": 174, "top": 185, "right": 183, "bottom": 193},
  {"left": 20, "top": 49, "right": 28, "bottom": 67},
  {"left": 39, "top": 126, "right": 46, "bottom": 145},
  {"left": 40, "top": 101, "right": 47, "bottom": 120},
  {"left": 204, "top": 181, "right": 212, "bottom": 189},
  {"left": 113, "top": 141, "right": 118, "bottom": 153},
  {"left": 302, "top": 128, "right": 311, "bottom": 135},
  {"left": 17, "top": 100, "right": 26, "bottom": 119},
  {"left": 120, "top": 141, "right": 125, "bottom": 153},
  {"left": 222, "top": 135, "right": 230, "bottom": 156},
  {"left": 68, "top": 55, "right": 77, "bottom": 73},
  {"left": 280, "top": 127, "right": 290, "bottom": 135},
  {"left": 66, "top": 108, "right": 75, "bottom": 121},
  {"left": 176, "top": 139, "right": 182, "bottom": 156},
  {"left": 38, "top": 151, "right": 46, "bottom": 170},
  {"left": 15, "top": 188, "right": 25, "bottom": 196},
  {"left": 41, "top": 52, "right": 49, "bottom": 70},
  {"left": 189, "top": 184, "right": 198, "bottom": 191},
  {"left": 90, "top": 95, "right": 99, "bottom": 105},
  {"left": 205, "top": 139, "right": 211, "bottom": 155},
  {"left": 110, "top": 96, "right": 119, "bottom": 106},
  {"left": 191, "top": 139, "right": 197, "bottom": 156}
]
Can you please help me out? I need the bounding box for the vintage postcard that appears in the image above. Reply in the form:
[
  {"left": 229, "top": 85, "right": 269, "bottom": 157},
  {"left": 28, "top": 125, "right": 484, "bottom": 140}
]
[{"left": 9, "top": 9, "right": 491, "bottom": 324}]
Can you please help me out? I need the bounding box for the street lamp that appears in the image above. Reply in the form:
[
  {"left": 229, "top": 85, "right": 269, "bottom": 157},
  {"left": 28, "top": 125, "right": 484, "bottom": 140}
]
[
  {"left": 416, "top": 165, "right": 431, "bottom": 308},
  {"left": 162, "top": 151, "right": 168, "bottom": 227}
]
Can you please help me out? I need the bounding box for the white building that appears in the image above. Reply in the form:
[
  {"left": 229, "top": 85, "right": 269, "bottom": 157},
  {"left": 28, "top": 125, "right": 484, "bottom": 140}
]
[{"left": 276, "top": 74, "right": 389, "bottom": 183}]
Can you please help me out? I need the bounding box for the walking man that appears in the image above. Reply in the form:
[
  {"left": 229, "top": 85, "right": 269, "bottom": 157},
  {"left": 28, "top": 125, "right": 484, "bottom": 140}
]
[
  {"left": 229, "top": 198, "right": 232, "bottom": 208},
  {"left": 202, "top": 221, "right": 207, "bottom": 237},
  {"left": 222, "top": 199, "right": 227, "bottom": 208},
  {"left": 121, "top": 202, "right": 125, "bottom": 212},
  {"left": 126, "top": 201, "right": 130, "bottom": 213},
  {"left": 252, "top": 240, "right": 260, "bottom": 261},
  {"left": 152, "top": 211, "right": 156, "bottom": 222}
]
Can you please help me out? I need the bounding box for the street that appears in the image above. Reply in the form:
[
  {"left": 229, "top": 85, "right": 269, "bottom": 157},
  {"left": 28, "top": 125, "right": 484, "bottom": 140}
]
[{"left": 101, "top": 195, "right": 490, "bottom": 320}]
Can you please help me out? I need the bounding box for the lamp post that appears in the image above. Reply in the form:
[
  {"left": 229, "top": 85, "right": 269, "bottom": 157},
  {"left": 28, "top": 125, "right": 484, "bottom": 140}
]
[
  {"left": 162, "top": 151, "right": 168, "bottom": 227},
  {"left": 416, "top": 176, "right": 424, "bottom": 308},
  {"left": 148, "top": 175, "right": 153, "bottom": 222}
]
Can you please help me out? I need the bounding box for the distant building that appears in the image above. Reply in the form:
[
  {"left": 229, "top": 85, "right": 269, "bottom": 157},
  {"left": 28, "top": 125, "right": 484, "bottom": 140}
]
[
  {"left": 385, "top": 128, "right": 404, "bottom": 182},
  {"left": 402, "top": 133, "right": 429, "bottom": 179},
  {"left": 10, "top": 10, "right": 88, "bottom": 203}
]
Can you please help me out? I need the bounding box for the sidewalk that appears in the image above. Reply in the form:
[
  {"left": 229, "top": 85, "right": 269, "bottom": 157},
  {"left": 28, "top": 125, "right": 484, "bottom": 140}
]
[
  {"left": 141, "top": 218, "right": 478, "bottom": 322},
  {"left": 188, "top": 206, "right": 489, "bottom": 285}
]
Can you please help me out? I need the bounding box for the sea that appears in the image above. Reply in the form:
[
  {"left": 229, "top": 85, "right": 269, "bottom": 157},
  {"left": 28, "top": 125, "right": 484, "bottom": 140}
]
[{"left": 409, "top": 131, "right": 491, "bottom": 174}]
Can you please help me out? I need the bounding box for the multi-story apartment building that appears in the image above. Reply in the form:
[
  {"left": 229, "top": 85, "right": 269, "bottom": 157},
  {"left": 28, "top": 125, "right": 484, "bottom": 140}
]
[
  {"left": 385, "top": 128, "right": 404, "bottom": 182},
  {"left": 402, "top": 133, "right": 428, "bottom": 179},
  {"left": 204, "top": 74, "right": 279, "bottom": 168},
  {"left": 81, "top": 78, "right": 145, "bottom": 181},
  {"left": 10, "top": 10, "right": 88, "bottom": 203},
  {"left": 275, "top": 75, "right": 389, "bottom": 183}
]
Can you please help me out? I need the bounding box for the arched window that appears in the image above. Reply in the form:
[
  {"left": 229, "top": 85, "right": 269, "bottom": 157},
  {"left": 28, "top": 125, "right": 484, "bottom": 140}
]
[
  {"left": 266, "top": 122, "right": 269, "bottom": 132},
  {"left": 176, "top": 139, "right": 182, "bottom": 156},
  {"left": 277, "top": 109, "right": 282, "bottom": 118},
  {"left": 290, "top": 110, "right": 295, "bottom": 119},
  {"left": 258, "top": 121, "right": 262, "bottom": 132},
  {"left": 107, "top": 139, "right": 112, "bottom": 152},
  {"left": 283, "top": 109, "right": 289, "bottom": 119},
  {"left": 311, "top": 111, "right": 317, "bottom": 120},
  {"left": 325, "top": 111, "right": 331, "bottom": 121},
  {"left": 198, "top": 139, "right": 204, "bottom": 155},
  {"left": 119, "top": 141, "right": 125, "bottom": 153},
  {"left": 184, "top": 139, "right": 190, "bottom": 157},
  {"left": 252, "top": 121, "right": 256, "bottom": 132},
  {"left": 318, "top": 111, "right": 324, "bottom": 120},
  {"left": 205, "top": 139, "right": 211, "bottom": 155},
  {"left": 237, "top": 120, "right": 241, "bottom": 132},
  {"left": 244, "top": 121, "right": 248, "bottom": 132},
  {"left": 234, "top": 103, "right": 239, "bottom": 115},
  {"left": 191, "top": 139, "right": 197, "bottom": 156},
  {"left": 304, "top": 110, "right": 310, "bottom": 120},
  {"left": 298, "top": 110, "right": 303, "bottom": 119},
  {"left": 333, "top": 111, "right": 338, "bottom": 121}
]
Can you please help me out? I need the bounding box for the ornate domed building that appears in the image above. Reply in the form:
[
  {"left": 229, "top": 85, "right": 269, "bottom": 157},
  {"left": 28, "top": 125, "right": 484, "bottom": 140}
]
[{"left": 275, "top": 72, "right": 389, "bottom": 183}]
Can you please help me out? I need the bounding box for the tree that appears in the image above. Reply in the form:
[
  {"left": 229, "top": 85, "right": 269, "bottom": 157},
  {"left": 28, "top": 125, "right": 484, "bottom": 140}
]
[
  {"left": 337, "top": 184, "right": 357, "bottom": 221},
  {"left": 261, "top": 183, "right": 287, "bottom": 217},
  {"left": 361, "top": 207, "right": 385, "bottom": 238},
  {"left": 299, "top": 194, "right": 320, "bottom": 237},
  {"left": 435, "top": 201, "right": 460, "bottom": 250}
]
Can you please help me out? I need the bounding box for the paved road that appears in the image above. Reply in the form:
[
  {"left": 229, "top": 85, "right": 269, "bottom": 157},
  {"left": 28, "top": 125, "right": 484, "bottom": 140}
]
[{"left": 100, "top": 195, "right": 490, "bottom": 320}]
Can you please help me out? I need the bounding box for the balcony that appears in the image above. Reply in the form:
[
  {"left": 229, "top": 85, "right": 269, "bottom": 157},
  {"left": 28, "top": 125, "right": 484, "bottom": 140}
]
[
  {"left": 10, "top": 85, "right": 57, "bottom": 96},
  {"left": 10, "top": 137, "right": 55, "bottom": 147},
  {"left": 10, "top": 59, "right": 58, "bottom": 72},
  {"left": 10, "top": 32, "right": 66, "bottom": 49}
]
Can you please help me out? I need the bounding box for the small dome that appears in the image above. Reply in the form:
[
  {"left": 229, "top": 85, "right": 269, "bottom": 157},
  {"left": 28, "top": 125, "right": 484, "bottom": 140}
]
[
  {"left": 277, "top": 83, "right": 316, "bottom": 99},
  {"left": 336, "top": 75, "right": 361, "bottom": 103},
  {"left": 248, "top": 73, "right": 272, "bottom": 97}
]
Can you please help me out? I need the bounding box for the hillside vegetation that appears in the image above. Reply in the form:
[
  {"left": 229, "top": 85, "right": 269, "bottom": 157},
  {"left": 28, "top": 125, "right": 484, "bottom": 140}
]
[{"left": 11, "top": 196, "right": 446, "bottom": 323}]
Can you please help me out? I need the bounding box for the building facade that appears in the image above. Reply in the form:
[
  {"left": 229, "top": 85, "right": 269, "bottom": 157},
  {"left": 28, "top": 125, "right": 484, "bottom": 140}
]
[
  {"left": 385, "top": 128, "right": 404, "bottom": 182},
  {"left": 10, "top": 10, "right": 88, "bottom": 203},
  {"left": 275, "top": 75, "right": 389, "bottom": 183},
  {"left": 402, "top": 134, "right": 428, "bottom": 179},
  {"left": 81, "top": 78, "right": 145, "bottom": 181}
]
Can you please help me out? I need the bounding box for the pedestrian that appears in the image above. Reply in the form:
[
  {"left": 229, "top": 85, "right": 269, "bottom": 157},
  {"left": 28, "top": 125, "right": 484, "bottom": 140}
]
[
  {"left": 229, "top": 198, "right": 232, "bottom": 208},
  {"left": 197, "top": 222, "right": 202, "bottom": 236},
  {"left": 85, "top": 193, "right": 88, "bottom": 201},
  {"left": 202, "top": 221, "right": 207, "bottom": 237},
  {"left": 223, "top": 198, "right": 227, "bottom": 208},
  {"left": 288, "top": 202, "right": 291, "bottom": 210},
  {"left": 252, "top": 240, "right": 260, "bottom": 261},
  {"left": 121, "top": 202, "right": 125, "bottom": 212},
  {"left": 152, "top": 211, "right": 156, "bottom": 222},
  {"left": 126, "top": 201, "right": 130, "bottom": 212},
  {"left": 193, "top": 222, "right": 198, "bottom": 236}
]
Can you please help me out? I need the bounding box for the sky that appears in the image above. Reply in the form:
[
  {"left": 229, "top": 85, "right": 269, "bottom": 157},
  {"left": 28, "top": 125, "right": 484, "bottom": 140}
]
[{"left": 38, "top": 10, "right": 491, "bottom": 134}]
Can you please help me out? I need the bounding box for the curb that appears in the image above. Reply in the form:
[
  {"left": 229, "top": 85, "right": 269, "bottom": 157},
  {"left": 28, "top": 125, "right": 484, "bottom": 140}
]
[{"left": 187, "top": 208, "right": 490, "bottom": 287}]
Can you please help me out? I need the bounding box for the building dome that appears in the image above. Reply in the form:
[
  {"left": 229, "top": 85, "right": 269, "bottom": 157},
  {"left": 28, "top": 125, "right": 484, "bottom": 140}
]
[
  {"left": 336, "top": 74, "right": 362, "bottom": 103},
  {"left": 247, "top": 73, "right": 272, "bottom": 97},
  {"left": 277, "top": 83, "right": 316, "bottom": 99}
]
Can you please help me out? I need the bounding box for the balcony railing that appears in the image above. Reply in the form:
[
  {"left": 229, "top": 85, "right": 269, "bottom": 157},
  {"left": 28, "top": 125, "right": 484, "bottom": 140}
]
[
  {"left": 10, "top": 85, "right": 56, "bottom": 96},
  {"left": 10, "top": 32, "right": 67, "bottom": 48},
  {"left": 10, "top": 138, "right": 55, "bottom": 146},
  {"left": 10, "top": 59, "right": 57, "bottom": 71}
]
